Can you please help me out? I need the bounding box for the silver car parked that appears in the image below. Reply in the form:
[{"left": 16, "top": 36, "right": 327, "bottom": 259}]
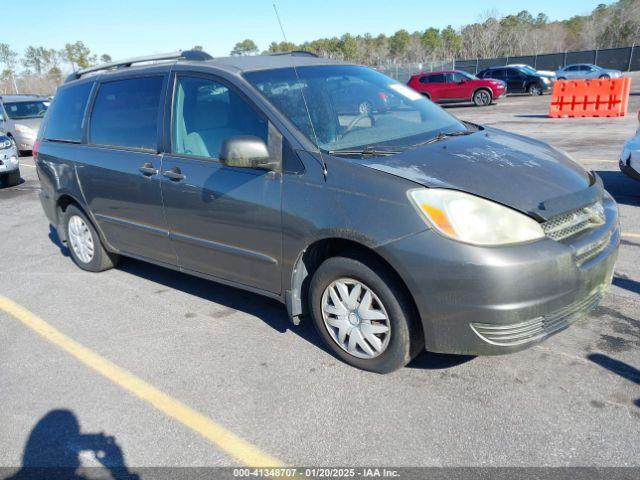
[
  {"left": 0, "top": 133, "right": 20, "bottom": 186},
  {"left": 0, "top": 94, "right": 50, "bottom": 154},
  {"left": 556, "top": 64, "right": 623, "bottom": 80}
]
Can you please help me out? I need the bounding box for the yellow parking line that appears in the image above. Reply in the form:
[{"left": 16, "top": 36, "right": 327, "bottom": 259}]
[
  {"left": 622, "top": 232, "right": 640, "bottom": 239},
  {"left": 0, "top": 294, "right": 284, "bottom": 467}
]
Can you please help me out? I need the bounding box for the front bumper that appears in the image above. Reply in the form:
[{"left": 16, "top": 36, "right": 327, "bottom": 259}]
[
  {"left": 0, "top": 148, "right": 20, "bottom": 173},
  {"left": 377, "top": 195, "right": 620, "bottom": 355}
]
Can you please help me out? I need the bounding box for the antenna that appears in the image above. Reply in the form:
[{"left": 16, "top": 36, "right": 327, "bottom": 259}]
[{"left": 272, "top": 2, "right": 328, "bottom": 178}]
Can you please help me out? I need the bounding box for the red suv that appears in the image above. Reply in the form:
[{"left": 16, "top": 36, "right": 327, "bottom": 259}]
[{"left": 407, "top": 70, "right": 506, "bottom": 106}]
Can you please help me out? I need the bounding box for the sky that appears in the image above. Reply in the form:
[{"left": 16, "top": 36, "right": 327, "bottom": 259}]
[{"left": 12, "top": 0, "right": 612, "bottom": 61}]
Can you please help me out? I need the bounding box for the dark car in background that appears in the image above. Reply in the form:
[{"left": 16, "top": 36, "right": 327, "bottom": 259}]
[
  {"left": 407, "top": 70, "right": 506, "bottom": 106},
  {"left": 477, "top": 66, "right": 552, "bottom": 95},
  {"left": 36, "top": 51, "right": 619, "bottom": 373}
]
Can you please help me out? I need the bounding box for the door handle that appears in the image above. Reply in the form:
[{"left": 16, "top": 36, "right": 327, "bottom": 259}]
[
  {"left": 139, "top": 163, "right": 158, "bottom": 176},
  {"left": 163, "top": 167, "right": 185, "bottom": 181}
]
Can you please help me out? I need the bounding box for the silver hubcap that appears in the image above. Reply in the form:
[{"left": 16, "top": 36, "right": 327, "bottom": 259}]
[
  {"left": 321, "top": 278, "right": 391, "bottom": 359},
  {"left": 358, "top": 102, "right": 371, "bottom": 115},
  {"left": 68, "top": 215, "right": 94, "bottom": 264},
  {"left": 477, "top": 91, "right": 490, "bottom": 105}
]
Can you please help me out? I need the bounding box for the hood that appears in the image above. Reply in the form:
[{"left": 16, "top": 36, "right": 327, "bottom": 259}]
[
  {"left": 11, "top": 117, "right": 42, "bottom": 132},
  {"left": 354, "top": 127, "right": 597, "bottom": 220}
]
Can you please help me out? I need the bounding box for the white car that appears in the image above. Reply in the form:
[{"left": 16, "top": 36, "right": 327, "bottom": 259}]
[
  {"left": 507, "top": 64, "right": 556, "bottom": 78},
  {"left": 0, "top": 133, "right": 20, "bottom": 186},
  {"left": 620, "top": 112, "right": 640, "bottom": 181}
]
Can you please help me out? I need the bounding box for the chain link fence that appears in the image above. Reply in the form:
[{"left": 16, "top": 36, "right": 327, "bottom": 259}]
[{"left": 455, "top": 45, "right": 639, "bottom": 74}]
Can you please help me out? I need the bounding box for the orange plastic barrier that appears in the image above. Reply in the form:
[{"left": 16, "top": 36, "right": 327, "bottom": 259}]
[{"left": 548, "top": 77, "right": 631, "bottom": 118}]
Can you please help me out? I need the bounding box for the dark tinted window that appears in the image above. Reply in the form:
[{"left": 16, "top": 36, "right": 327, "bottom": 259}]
[
  {"left": 172, "top": 76, "right": 267, "bottom": 159},
  {"left": 428, "top": 74, "right": 446, "bottom": 83},
  {"left": 90, "top": 76, "right": 163, "bottom": 150},
  {"left": 3, "top": 101, "right": 48, "bottom": 119},
  {"left": 44, "top": 82, "right": 93, "bottom": 142},
  {"left": 418, "top": 75, "right": 429, "bottom": 84},
  {"left": 507, "top": 69, "right": 524, "bottom": 78}
]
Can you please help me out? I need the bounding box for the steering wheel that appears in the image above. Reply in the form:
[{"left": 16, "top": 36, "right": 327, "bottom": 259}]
[{"left": 339, "top": 113, "right": 376, "bottom": 140}]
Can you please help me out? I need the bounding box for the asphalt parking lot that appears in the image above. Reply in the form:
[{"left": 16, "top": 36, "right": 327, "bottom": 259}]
[{"left": 1, "top": 77, "right": 639, "bottom": 473}]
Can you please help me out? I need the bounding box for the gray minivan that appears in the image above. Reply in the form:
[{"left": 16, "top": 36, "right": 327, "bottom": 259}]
[{"left": 36, "top": 51, "right": 620, "bottom": 373}]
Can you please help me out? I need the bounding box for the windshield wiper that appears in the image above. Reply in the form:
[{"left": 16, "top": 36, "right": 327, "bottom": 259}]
[
  {"left": 328, "top": 146, "right": 401, "bottom": 157},
  {"left": 412, "top": 129, "right": 475, "bottom": 148}
]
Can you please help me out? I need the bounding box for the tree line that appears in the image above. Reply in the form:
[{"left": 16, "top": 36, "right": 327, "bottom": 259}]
[
  {"left": 0, "top": 41, "right": 112, "bottom": 95},
  {"left": 2, "top": 0, "right": 639, "bottom": 94},
  {"left": 232, "top": 0, "right": 640, "bottom": 63}
]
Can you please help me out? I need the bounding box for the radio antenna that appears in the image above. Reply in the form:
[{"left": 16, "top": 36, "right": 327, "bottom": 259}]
[{"left": 272, "top": 2, "right": 328, "bottom": 178}]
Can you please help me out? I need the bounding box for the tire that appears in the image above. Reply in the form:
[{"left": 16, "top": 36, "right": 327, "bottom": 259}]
[
  {"left": 63, "top": 205, "right": 119, "bottom": 272},
  {"left": 557, "top": 77, "right": 566, "bottom": 81},
  {"left": 599, "top": 74, "right": 610, "bottom": 79},
  {"left": 528, "top": 83, "right": 543, "bottom": 96},
  {"left": 5, "top": 169, "right": 20, "bottom": 187},
  {"left": 357, "top": 100, "right": 373, "bottom": 115},
  {"left": 422, "top": 93, "right": 432, "bottom": 101},
  {"left": 472, "top": 89, "right": 492, "bottom": 106},
  {"left": 309, "top": 254, "right": 421, "bottom": 373}
]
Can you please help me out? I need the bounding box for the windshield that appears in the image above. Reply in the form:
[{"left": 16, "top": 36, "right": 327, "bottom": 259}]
[
  {"left": 459, "top": 71, "right": 477, "bottom": 80},
  {"left": 3, "top": 101, "right": 49, "bottom": 119},
  {"left": 244, "top": 65, "right": 465, "bottom": 152},
  {"left": 518, "top": 66, "right": 537, "bottom": 75}
]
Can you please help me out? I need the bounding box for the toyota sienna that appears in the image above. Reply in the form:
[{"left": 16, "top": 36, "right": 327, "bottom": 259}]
[{"left": 35, "top": 51, "right": 620, "bottom": 373}]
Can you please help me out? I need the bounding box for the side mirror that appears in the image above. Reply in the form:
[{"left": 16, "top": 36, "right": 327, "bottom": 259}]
[
  {"left": 458, "top": 78, "right": 467, "bottom": 84},
  {"left": 220, "top": 135, "right": 276, "bottom": 170}
]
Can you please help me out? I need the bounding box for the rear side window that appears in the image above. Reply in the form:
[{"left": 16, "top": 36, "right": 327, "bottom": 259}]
[
  {"left": 428, "top": 74, "right": 446, "bottom": 83},
  {"left": 44, "top": 82, "right": 93, "bottom": 142},
  {"left": 89, "top": 76, "right": 163, "bottom": 150}
]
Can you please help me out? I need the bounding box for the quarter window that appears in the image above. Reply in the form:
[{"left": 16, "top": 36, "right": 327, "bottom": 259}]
[
  {"left": 89, "top": 76, "right": 163, "bottom": 150},
  {"left": 44, "top": 82, "right": 93, "bottom": 142},
  {"left": 172, "top": 76, "right": 267, "bottom": 159}
]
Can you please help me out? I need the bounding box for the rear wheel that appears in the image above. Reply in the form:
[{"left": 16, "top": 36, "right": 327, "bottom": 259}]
[
  {"left": 599, "top": 74, "right": 610, "bottom": 79},
  {"left": 309, "top": 254, "right": 421, "bottom": 373},
  {"left": 528, "top": 83, "right": 543, "bottom": 96},
  {"left": 357, "top": 100, "right": 373, "bottom": 115},
  {"left": 472, "top": 89, "right": 492, "bottom": 106},
  {"left": 557, "top": 77, "right": 566, "bottom": 81},
  {"left": 64, "top": 205, "right": 119, "bottom": 272}
]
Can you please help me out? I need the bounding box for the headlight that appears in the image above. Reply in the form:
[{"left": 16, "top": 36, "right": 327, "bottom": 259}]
[
  {"left": 542, "top": 77, "right": 550, "bottom": 84},
  {"left": 408, "top": 189, "right": 545, "bottom": 246},
  {"left": 15, "top": 124, "right": 33, "bottom": 134},
  {"left": 0, "top": 138, "right": 11, "bottom": 149}
]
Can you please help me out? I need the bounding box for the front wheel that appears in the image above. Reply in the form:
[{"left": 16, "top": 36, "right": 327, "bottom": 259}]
[
  {"left": 599, "top": 74, "right": 610, "bottom": 79},
  {"left": 473, "top": 89, "right": 492, "bottom": 106},
  {"left": 64, "top": 205, "right": 119, "bottom": 272},
  {"left": 309, "top": 254, "right": 421, "bottom": 373},
  {"left": 528, "top": 84, "right": 543, "bottom": 96}
]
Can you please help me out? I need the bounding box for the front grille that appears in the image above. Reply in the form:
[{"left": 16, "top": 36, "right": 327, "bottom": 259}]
[
  {"left": 470, "top": 289, "right": 603, "bottom": 346},
  {"left": 542, "top": 202, "right": 605, "bottom": 241},
  {"left": 575, "top": 231, "right": 612, "bottom": 265}
]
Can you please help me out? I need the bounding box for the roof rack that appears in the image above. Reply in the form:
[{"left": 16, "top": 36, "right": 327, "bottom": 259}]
[
  {"left": 270, "top": 50, "right": 318, "bottom": 58},
  {"left": 65, "top": 49, "right": 213, "bottom": 82}
]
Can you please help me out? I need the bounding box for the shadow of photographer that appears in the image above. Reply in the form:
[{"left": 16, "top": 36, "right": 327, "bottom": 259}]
[{"left": 6, "top": 409, "right": 138, "bottom": 480}]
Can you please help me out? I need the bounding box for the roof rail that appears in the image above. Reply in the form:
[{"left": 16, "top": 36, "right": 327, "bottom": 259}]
[
  {"left": 270, "top": 50, "right": 318, "bottom": 58},
  {"left": 65, "top": 49, "right": 213, "bottom": 82}
]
